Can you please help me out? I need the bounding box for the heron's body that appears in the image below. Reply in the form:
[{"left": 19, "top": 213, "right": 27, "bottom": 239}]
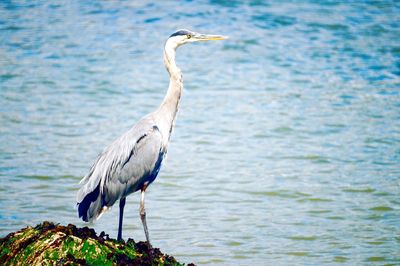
[{"left": 76, "top": 29, "right": 226, "bottom": 244}]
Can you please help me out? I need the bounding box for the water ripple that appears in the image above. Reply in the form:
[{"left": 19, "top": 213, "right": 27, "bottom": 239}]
[{"left": 1, "top": 0, "right": 399, "bottom": 265}]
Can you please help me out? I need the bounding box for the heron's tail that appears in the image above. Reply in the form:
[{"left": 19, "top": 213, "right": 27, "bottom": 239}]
[{"left": 77, "top": 183, "right": 105, "bottom": 222}]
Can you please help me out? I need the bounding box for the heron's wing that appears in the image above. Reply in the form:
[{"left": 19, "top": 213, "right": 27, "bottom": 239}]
[
  {"left": 76, "top": 115, "right": 161, "bottom": 204},
  {"left": 102, "top": 124, "right": 164, "bottom": 204}
]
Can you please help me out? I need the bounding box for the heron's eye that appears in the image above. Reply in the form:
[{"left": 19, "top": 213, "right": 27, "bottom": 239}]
[{"left": 187, "top": 34, "right": 192, "bottom": 39}]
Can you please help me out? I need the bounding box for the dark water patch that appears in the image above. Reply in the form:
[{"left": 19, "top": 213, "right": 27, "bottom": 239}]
[
  {"left": 40, "top": 193, "right": 72, "bottom": 199},
  {"left": 245, "top": 189, "right": 312, "bottom": 199},
  {"left": 0, "top": 25, "right": 28, "bottom": 31},
  {"left": 29, "top": 184, "right": 50, "bottom": 190},
  {"left": 18, "top": 175, "right": 55, "bottom": 181},
  {"left": 47, "top": 205, "right": 71, "bottom": 212},
  {"left": 273, "top": 126, "right": 294, "bottom": 134},
  {"left": 390, "top": 46, "right": 400, "bottom": 55},
  {"left": 288, "top": 235, "right": 317, "bottom": 241},
  {"left": 307, "top": 22, "right": 349, "bottom": 31},
  {"left": 333, "top": 256, "right": 349, "bottom": 263},
  {"left": 232, "top": 254, "right": 249, "bottom": 259},
  {"left": 200, "top": 258, "right": 225, "bottom": 264},
  {"left": 243, "top": 39, "right": 259, "bottom": 45},
  {"left": 222, "top": 43, "right": 248, "bottom": 52},
  {"left": 365, "top": 214, "right": 383, "bottom": 220},
  {"left": 220, "top": 217, "right": 240, "bottom": 222},
  {"left": 308, "top": 209, "right": 331, "bottom": 214},
  {"left": 342, "top": 187, "right": 375, "bottom": 193},
  {"left": 282, "top": 155, "right": 331, "bottom": 164},
  {"left": 367, "top": 241, "right": 385, "bottom": 246},
  {"left": 365, "top": 137, "right": 397, "bottom": 146},
  {"left": 369, "top": 206, "right": 394, "bottom": 212},
  {"left": 298, "top": 198, "right": 333, "bottom": 203},
  {"left": 285, "top": 251, "right": 309, "bottom": 257},
  {"left": 252, "top": 13, "right": 297, "bottom": 30},
  {"left": 0, "top": 73, "right": 19, "bottom": 81},
  {"left": 326, "top": 216, "right": 345, "bottom": 220},
  {"left": 373, "top": 191, "right": 393, "bottom": 197},
  {"left": 366, "top": 256, "right": 386, "bottom": 262},
  {"left": 253, "top": 132, "right": 270, "bottom": 139},
  {"left": 226, "top": 240, "right": 242, "bottom": 246},
  {"left": 144, "top": 17, "right": 161, "bottom": 24}
]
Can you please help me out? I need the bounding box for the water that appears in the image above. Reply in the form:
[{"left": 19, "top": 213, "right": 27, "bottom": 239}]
[{"left": 1, "top": 0, "right": 399, "bottom": 265}]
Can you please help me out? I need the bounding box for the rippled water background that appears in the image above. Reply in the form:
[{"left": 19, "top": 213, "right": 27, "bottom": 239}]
[{"left": 1, "top": 1, "right": 399, "bottom": 265}]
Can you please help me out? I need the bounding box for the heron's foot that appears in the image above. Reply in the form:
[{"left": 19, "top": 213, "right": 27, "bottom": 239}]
[
  {"left": 141, "top": 241, "right": 154, "bottom": 258},
  {"left": 148, "top": 246, "right": 154, "bottom": 259}
]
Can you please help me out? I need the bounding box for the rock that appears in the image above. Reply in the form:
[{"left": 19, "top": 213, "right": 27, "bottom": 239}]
[{"left": 0, "top": 221, "right": 195, "bottom": 266}]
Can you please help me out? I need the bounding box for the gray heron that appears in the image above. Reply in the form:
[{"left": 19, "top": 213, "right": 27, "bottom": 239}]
[{"left": 76, "top": 29, "right": 227, "bottom": 245}]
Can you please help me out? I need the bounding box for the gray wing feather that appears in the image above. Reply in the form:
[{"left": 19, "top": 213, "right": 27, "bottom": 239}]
[
  {"left": 103, "top": 126, "right": 163, "bottom": 205},
  {"left": 77, "top": 114, "right": 163, "bottom": 210}
]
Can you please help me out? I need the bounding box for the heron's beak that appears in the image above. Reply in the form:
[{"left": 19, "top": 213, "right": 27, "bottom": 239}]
[{"left": 193, "top": 33, "right": 228, "bottom": 41}]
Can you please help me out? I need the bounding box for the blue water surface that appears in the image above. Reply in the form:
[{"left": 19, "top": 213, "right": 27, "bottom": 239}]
[{"left": 1, "top": 1, "right": 399, "bottom": 265}]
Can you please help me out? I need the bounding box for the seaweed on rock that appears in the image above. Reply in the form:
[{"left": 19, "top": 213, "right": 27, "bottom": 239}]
[{"left": 0, "top": 221, "right": 194, "bottom": 266}]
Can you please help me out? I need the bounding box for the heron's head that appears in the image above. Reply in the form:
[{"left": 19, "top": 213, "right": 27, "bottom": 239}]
[{"left": 166, "top": 29, "right": 227, "bottom": 49}]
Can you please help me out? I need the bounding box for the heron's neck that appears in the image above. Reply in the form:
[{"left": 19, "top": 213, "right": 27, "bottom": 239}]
[{"left": 157, "top": 42, "right": 183, "bottom": 139}]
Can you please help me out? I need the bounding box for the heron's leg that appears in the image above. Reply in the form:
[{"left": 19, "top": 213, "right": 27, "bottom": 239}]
[
  {"left": 117, "top": 197, "right": 126, "bottom": 241},
  {"left": 140, "top": 185, "right": 151, "bottom": 247}
]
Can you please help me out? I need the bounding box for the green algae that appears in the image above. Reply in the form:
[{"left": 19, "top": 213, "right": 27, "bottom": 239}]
[
  {"left": 367, "top": 256, "right": 386, "bottom": 262},
  {"left": 369, "top": 206, "right": 393, "bottom": 212},
  {"left": 0, "top": 221, "right": 192, "bottom": 266},
  {"left": 333, "top": 256, "right": 348, "bottom": 263},
  {"left": 288, "top": 236, "right": 317, "bottom": 241},
  {"left": 286, "top": 251, "right": 309, "bottom": 256}
]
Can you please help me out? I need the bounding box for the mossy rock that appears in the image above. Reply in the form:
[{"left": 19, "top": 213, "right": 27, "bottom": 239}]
[{"left": 0, "top": 221, "right": 194, "bottom": 266}]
